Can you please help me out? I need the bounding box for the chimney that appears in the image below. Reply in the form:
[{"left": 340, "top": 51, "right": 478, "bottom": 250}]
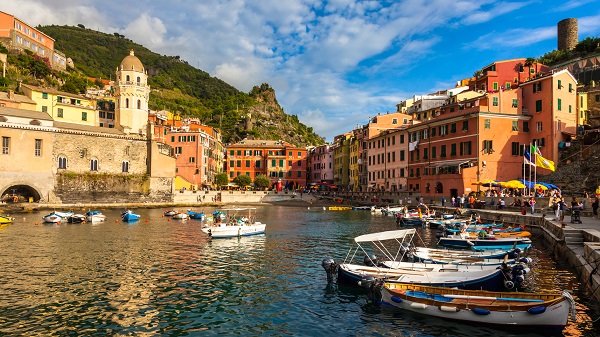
[{"left": 8, "top": 90, "right": 14, "bottom": 100}]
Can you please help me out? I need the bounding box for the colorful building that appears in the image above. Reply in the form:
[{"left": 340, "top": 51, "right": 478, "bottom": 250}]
[
  {"left": 226, "top": 139, "right": 307, "bottom": 190},
  {"left": 471, "top": 58, "right": 549, "bottom": 93},
  {"left": 0, "top": 10, "right": 66, "bottom": 70},
  {"left": 21, "top": 84, "right": 97, "bottom": 127},
  {"left": 114, "top": 50, "right": 150, "bottom": 135},
  {"left": 332, "top": 132, "right": 352, "bottom": 188},
  {"left": 367, "top": 128, "right": 409, "bottom": 192},
  {"left": 308, "top": 144, "right": 334, "bottom": 184}
]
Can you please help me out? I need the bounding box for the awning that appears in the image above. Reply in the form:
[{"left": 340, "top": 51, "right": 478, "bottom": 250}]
[
  {"left": 354, "top": 229, "right": 417, "bottom": 243},
  {"left": 431, "top": 160, "right": 471, "bottom": 168}
]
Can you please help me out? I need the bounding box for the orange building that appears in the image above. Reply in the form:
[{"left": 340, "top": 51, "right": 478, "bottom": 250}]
[
  {"left": 0, "top": 11, "right": 66, "bottom": 70},
  {"left": 519, "top": 69, "right": 578, "bottom": 168},
  {"left": 367, "top": 128, "right": 409, "bottom": 191},
  {"left": 406, "top": 88, "right": 533, "bottom": 198},
  {"left": 472, "top": 59, "right": 549, "bottom": 93},
  {"left": 226, "top": 139, "right": 307, "bottom": 190}
]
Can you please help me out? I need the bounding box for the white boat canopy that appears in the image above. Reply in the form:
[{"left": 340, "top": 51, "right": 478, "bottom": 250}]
[{"left": 354, "top": 229, "right": 416, "bottom": 243}]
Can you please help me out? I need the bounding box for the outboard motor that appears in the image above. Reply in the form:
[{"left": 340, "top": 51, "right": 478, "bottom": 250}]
[
  {"left": 511, "top": 264, "right": 527, "bottom": 285},
  {"left": 321, "top": 258, "right": 338, "bottom": 283},
  {"left": 519, "top": 257, "right": 532, "bottom": 264},
  {"left": 363, "top": 253, "right": 379, "bottom": 267},
  {"left": 358, "top": 276, "right": 381, "bottom": 302}
]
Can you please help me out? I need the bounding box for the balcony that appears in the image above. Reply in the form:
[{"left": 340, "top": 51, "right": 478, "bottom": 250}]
[{"left": 522, "top": 108, "right": 531, "bottom": 116}]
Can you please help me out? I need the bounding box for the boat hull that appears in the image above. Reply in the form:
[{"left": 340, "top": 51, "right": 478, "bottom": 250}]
[
  {"left": 202, "top": 223, "right": 266, "bottom": 238},
  {"left": 438, "top": 236, "right": 532, "bottom": 249},
  {"left": 337, "top": 263, "right": 506, "bottom": 291},
  {"left": 122, "top": 213, "right": 140, "bottom": 222},
  {"left": 379, "top": 283, "right": 572, "bottom": 329}
]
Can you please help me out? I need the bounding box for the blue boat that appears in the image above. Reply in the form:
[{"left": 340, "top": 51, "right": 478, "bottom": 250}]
[
  {"left": 438, "top": 235, "right": 532, "bottom": 250},
  {"left": 187, "top": 211, "right": 205, "bottom": 220},
  {"left": 121, "top": 210, "right": 140, "bottom": 222}
]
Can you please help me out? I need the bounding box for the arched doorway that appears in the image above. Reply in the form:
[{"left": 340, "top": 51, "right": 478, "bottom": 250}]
[
  {"left": 1, "top": 185, "right": 41, "bottom": 203},
  {"left": 435, "top": 182, "right": 444, "bottom": 194}
]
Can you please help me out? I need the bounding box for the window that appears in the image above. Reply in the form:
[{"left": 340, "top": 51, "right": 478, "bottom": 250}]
[
  {"left": 511, "top": 142, "right": 520, "bottom": 156},
  {"left": 460, "top": 141, "right": 472, "bottom": 155},
  {"left": 569, "top": 83, "right": 573, "bottom": 92},
  {"left": 431, "top": 147, "right": 437, "bottom": 159},
  {"left": 450, "top": 143, "right": 457, "bottom": 156},
  {"left": 483, "top": 140, "right": 493, "bottom": 154},
  {"left": 536, "top": 121, "right": 543, "bottom": 132},
  {"left": 236, "top": 160, "right": 241, "bottom": 167},
  {"left": 125, "top": 98, "right": 129, "bottom": 108},
  {"left": 57, "top": 108, "right": 63, "bottom": 118},
  {"left": 533, "top": 82, "right": 542, "bottom": 93},
  {"left": 230, "top": 150, "right": 234, "bottom": 155},
  {"left": 524, "top": 121, "right": 529, "bottom": 132},
  {"left": 246, "top": 160, "right": 250, "bottom": 167},
  {"left": 569, "top": 105, "right": 572, "bottom": 113},
  {"left": 2, "top": 137, "right": 9, "bottom": 154},
  {"left": 535, "top": 100, "right": 542, "bottom": 112},
  {"left": 530, "top": 67, "right": 535, "bottom": 74},
  {"left": 34, "top": 139, "right": 42, "bottom": 156},
  {"left": 400, "top": 134, "right": 404, "bottom": 143},
  {"left": 175, "top": 147, "right": 182, "bottom": 154},
  {"left": 41, "top": 106, "right": 47, "bottom": 113},
  {"left": 58, "top": 156, "right": 67, "bottom": 169},
  {"left": 462, "top": 121, "right": 468, "bottom": 131},
  {"left": 122, "top": 161, "right": 129, "bottom": 172},
  {"left": 484, "top": 119, "right": 490, "bottom": 129},
  {"left": 431, "top": 127, "right": 436, "bottom": 137},
  {"left": 558, "top": 79, "right": 562, "bottom": 89},
  {"left": 557, "top": 120, "right": 561, "bottom": 131},
  {"left": 512, "top": 98, "right": 518, "bottom": 108},
  {"left": 493, "top": 97, "right": 498, "bottom": 106},
  {"left": 440, "top": 145, "right": 447, "bottom": 158},
  {"left": 512, "top": 120, "right": 519, "bottom": 131},
  {"left": 451, "top": 123, "right": 457, "bottom": 133},
  {"left": 392, "top": 118, "right": 398, "bottom": 124},
  {"left": 400, "top": 150, "right": 405, "bottom": 161},
  {"left": 279, "top": 159, "right": 284, "bottom": 167},
  {"left": 439, "top": 125, "right": 447, "bottom": 136},
  {"left": 90, "top": 159, "right": 98, "bottom": 171},
  {"left": 423, "top": 148, "right": 428, "bottom": 159},
  {"left": 137, "top": 100, "right": 141, "bottom": 109},
  {"left": 82, "top": 112, "right": 87, "bottom": 121},
  {"left": 557, "top": 98, "right": 562, "bottom": 111},
  {"left": 506, "top": 83, "right": 511, "bottom": 89},
  {"left": 189, "top": 157, "right": 196, "bottom": 163},
  {"left": 237, "top": 150, "right": 241, "bottom": 155},
  {"left": 493, "top": 82, "right": 498, "bottom": 90},
  {"left": 229, "top": 160, "right": 234, "bottom": 168},
  {"left": 42, "top": 92, "right": 48, "bottom": 99},
  {"left": 256, "top": 160, "right": 261, "bottom": 168},
  {"left": 596, "top": 94, "right": 600, "bottom": 102}
]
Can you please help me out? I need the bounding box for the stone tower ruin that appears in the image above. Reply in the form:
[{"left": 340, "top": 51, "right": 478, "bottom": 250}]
[{"left": 557, "top": 18, "right": 578, "bottom": 51}]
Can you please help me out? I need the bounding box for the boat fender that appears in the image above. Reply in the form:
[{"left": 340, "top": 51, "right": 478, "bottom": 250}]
[
  {"left": 471, "top": 308, "right": 490, "bottom": 315},
  {"left": 439, "top": 306, "right": 459, "bottom": 312},
  {"left": 466, "top": 240, "right": 474, "bottom": 246},
  {"left": 514, "top": 275, "right": 525, "bottom": 283},
  {"left": 504, "top": 280, "right": 515, "bottom": 289},
  {"left": 527, "top": 306, "right": 547, "bottom": 315},
  {"left": 391, "top": 296, "right": 403, "bottom": 303},
  {"left": 321, "top": 258, "right": 338, "bottom": 283},
  {"left": 409, "top": 302, "right": 428, "bottom": 309}
]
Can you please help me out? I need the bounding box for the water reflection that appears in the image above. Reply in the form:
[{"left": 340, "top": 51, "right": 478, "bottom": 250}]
[{"left": 0, "top": 207, "right": 597, "bottom": 336}]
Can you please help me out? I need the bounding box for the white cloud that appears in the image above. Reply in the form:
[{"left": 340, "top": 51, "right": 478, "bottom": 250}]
[
  {"left": 467, "top": 26, "right": 556, "bottom": 50},
  {"left": 122, "top": 14, "right": 168, "bottom": 49},
  {"left": 460, "top": 1, "right": 530, "bottom": 25}
]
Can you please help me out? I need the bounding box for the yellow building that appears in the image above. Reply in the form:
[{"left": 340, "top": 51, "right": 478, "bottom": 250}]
[
  {"left": 21, "top": 83, "right": 96, "bottom": 126},
  {"left": 333, "top": 132, "right": 352, "bottom": 189},
  {"left": 349, "top": 133, "right": 360, "bottom": 191},
  {"left": 578, "top": 90, "right": 588, "bottom": 126}
]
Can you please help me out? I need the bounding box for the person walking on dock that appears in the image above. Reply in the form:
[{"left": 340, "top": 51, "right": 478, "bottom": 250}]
[
  {"left": 592, "top": 197, "right": 599, "bottom": 219},
  {"left": 528, "top": 197, "right": 536, "bottom": 215},
  {"left": 558, "top": 197, "right": 567, "bottom": 223}
]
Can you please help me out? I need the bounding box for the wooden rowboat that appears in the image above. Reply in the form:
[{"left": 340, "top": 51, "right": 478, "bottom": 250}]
[{"left": 378, "top": 282, "right": 576, "bottom": 330}]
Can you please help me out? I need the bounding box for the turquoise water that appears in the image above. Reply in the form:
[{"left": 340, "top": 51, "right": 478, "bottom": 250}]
[{"left": 0, "top": 206, "right": 597, "bottom": 336}]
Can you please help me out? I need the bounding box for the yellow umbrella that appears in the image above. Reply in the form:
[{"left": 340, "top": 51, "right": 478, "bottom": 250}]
[
  {"left": 535, "top": 184, "right": 548, "bottom": 190},
  {"left": 503, "top": 180, "right": 526, "bottom": 189}
]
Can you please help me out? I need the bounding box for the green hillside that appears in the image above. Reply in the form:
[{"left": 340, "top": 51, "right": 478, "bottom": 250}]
[{"left": 9, "top": 25, "right": 325, "bottom": 146}]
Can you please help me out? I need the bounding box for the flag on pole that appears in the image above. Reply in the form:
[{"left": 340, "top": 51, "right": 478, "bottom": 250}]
[
  {"left": 536, "top": 155, "right": 556, "bottom": 171},
  {"left": 531, "top": 144, "right": 542, "bottom": 156},
  {"left": 524, "top": 150, "right": 536, "bottom": 167}
]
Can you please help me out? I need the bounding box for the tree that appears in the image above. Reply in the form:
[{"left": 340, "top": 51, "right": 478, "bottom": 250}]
[
  {"left": 233, "top": 174, "right": 252, "bottom": 187},
  {"left": 254, "top": 174, "right": 270, "bottom": 190},
  {"left": 215, "top": 172, "right": 229, "bottom": 189}
]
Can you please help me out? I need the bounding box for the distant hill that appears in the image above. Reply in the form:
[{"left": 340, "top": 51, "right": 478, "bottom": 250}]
[{"left": 30, "top": 25, "right": 324, "bottom": 146}]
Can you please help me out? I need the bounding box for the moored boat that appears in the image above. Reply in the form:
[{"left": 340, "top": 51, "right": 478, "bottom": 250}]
[
  {"left": 438, "top": 234, "right": 532, "bottom": 250},
  {"left": 376, "top": 282, "right": 576, "bottom": 330},
  {"left": 187, "top": 210, "right": 205, "bottom": 220},
  {"left": 164, "top": 210, "right": 176, "bottom": 216},
  {"left": 322, "top": 229, "right": 528, "bottom": 291},
  {"left": 66, "top": 214, "right": 86, "bottom": 223},
  {"left": 202, "top": 208, "right": 265, "bottom": 238},
  {"left": 172, "top": 212, "right": 189, "bottom": 220},
  {"left": 0, "top": 215, "right": 14, "bottom": 224},
  {"left": 85, "top": 210, "right": 106, "bottom": 222},
  {"left": 121, "top": 210, "right": 140, "bottom": 222},
  {"left": 42, "top": 211, "right": 73, "bottom": 223}
]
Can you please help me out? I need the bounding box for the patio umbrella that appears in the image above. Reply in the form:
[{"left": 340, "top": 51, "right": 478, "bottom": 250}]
[
  {"left": 502, "top": 180, "right": 526, "bottom": 189},
  {"left": 535, "top": 184, "right": 548, "bottom": 191}
]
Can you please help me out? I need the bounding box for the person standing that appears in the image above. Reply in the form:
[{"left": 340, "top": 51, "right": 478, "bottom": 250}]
[
  {"left": 529, "top": 197, "right": 536, "bottom": 215},
  {"left": 558, "top": 197, "right": 567, "bottom": 223},
  {"left": 592, "top": 197, "right": 599, "bottom": 219},
  {"left": 441, "top": 196, "right": 446, "bottom": 207}
]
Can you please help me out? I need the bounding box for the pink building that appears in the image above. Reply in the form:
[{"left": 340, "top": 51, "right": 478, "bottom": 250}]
[
  {"left": 367, "top": 128, "right": 409, "bottom": 191},
  {"left": 308, "top": 144, "right": 334, "bottom": 184}
]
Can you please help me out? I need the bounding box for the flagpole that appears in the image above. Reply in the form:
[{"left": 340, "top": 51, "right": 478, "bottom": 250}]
[
  {"left": 528, "top": 142, "right": 532, "bottom": 196},
  {"left": 534, "top": 140, "right": 537, "bottom": 196},
  {"left": 523, "top": 146, "right": 526, "bottom": 196}
]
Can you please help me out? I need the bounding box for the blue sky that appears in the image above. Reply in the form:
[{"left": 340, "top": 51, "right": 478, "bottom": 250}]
[{"left": 2, "top": 1, "right": 600, "bottom": 142}]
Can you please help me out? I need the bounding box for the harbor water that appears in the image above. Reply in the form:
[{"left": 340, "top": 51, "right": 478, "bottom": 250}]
[{"left": 0, "top": 206, "right": 598, "bottom": 336}]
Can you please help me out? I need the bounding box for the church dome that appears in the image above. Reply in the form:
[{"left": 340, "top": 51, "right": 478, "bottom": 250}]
[{"left": 120, "top": 49, "right": 144, "bottom": 72}]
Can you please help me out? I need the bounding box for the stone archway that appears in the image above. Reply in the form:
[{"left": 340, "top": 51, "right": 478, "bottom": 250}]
[{"left": 1, "top": 184, "right": 42, "bottom": 203}]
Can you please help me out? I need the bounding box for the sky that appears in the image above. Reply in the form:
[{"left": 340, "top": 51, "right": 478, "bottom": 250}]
[{"left": 2, "top": 1, "right": 600, "bottom": 142}]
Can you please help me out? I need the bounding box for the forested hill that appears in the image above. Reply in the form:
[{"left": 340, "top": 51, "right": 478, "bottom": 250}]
[{"left": 37, "top": 25, "right": 324, "bottom": 146}]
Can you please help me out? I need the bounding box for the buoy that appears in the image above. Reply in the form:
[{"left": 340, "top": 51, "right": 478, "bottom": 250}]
[
  {"left": 410, "top": 302, "right": 428, "bottom": 309},
  {"left": 35, "top": 222, "right": 39, "bottom": 225},
  {"left": 145, "top": 219, "right": 149, "bottom": 223},
  {"left": 168, "top": 218, "right": 170, "bottom": 221},
  {"left": 115, "top": 219, "right": 119, "bottom": 223},
  {"left": 23, "top": 217, "right": 26, "bottom": 221}
]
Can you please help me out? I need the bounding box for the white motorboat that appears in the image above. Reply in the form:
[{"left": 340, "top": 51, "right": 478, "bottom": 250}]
[{"left": 202, "top": 208, "right": 265, "bottom": 238}]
